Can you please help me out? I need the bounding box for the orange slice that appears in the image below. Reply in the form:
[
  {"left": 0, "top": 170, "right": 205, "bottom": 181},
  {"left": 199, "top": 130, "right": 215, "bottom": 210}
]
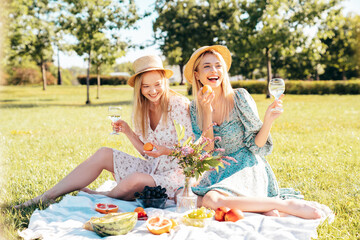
[{"left": 146, "top": 216, "right": 172, "bottom": 235}]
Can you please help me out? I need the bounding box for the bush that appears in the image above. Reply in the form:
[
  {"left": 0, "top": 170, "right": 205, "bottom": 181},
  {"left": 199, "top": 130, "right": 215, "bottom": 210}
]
[
  {"left": 77, "top": 75, "right": 129, "bottom": 85},
  {"left": 8, "top": 68, "right": 41, "bottom": 85},
  {"left": 185, "top": 80, "right": 360, "bottom": 95}
]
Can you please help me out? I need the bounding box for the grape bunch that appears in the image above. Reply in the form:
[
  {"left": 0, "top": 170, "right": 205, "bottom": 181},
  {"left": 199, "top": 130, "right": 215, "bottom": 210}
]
[{"left": 134, "top": 185, "right": 168, "bottom": 199}]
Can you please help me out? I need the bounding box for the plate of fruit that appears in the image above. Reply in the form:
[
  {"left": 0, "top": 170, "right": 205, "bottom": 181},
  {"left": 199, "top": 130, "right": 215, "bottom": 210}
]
[{"left": 181, "top": 207, "right": 215, "bottom": 228}]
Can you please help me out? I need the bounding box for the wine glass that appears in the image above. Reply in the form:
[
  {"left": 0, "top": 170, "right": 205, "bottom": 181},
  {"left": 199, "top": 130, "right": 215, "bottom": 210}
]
[
  {"left": 269, "top": 78, "right": 285, "bottom": 112},
  {"left": 108, "top": 106, "right": 122, "bottom": 135}
]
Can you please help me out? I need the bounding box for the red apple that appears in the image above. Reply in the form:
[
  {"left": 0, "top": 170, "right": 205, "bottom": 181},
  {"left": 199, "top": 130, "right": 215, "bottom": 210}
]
[
  {"left": 224, "top": 208, "right": 244, "bottom": 222},
  {"left": 215, "top": 207, "right": 230, "bottom": 222}
]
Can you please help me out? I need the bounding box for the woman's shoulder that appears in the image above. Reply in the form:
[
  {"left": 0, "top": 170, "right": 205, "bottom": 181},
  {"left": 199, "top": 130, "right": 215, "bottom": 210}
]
[
  {"left": 169, "top": 90, "right": 190, "bottom": 106},
  {"left": 233, "top": 88, "right": 252, "bottom": 104}
]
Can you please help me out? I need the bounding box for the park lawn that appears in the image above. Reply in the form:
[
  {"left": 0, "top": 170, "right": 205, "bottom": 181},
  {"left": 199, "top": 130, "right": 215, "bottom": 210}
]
[{"left": 0, "top": 85, "right": 359, "bottom": 239}]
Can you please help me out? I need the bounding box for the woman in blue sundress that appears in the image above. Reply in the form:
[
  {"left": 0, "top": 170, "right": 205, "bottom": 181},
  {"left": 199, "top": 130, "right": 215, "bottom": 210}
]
[{"left": 183, "top": 45, "right": 326, "bottom": 219}]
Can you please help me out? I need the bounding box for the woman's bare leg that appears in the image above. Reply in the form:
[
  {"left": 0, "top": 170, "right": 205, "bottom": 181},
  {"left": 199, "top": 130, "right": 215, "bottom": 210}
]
[
  {"left": 81, "top": 172, "right": 156, "bottom": 201},
  {"left": 200, "top": 191, "right": 321, "bottom": 219},
  {"left": 14, "top": 147, "right": 114, "bottom": 208}
]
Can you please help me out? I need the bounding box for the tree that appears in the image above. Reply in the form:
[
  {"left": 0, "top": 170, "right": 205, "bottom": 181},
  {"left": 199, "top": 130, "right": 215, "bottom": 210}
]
[
  {"left": 91, "top": 34, "right": 126, "bottom": 99},
  {"left": 58, "top": 0, "right": 138, "bottom": 104},
  {"left": 318, "top": 11, "right": 360, "bottom": 80},
  {"left": 154, "top": 0, "right": 236, "bottom": 85},
  {"left": 8, "top": 0, "right": 55, "bottom": 90},
  {"left": 227, "top": 0, "right": 341, "bottom": 97}
]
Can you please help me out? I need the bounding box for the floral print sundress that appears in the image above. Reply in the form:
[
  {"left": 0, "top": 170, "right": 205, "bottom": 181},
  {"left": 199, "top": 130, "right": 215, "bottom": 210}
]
[
  {"left": 190, "top": 88, "right": 281, "bottom": 198},
  {"left": 112, "top": 93, "right": 193, "bottom": 198}
]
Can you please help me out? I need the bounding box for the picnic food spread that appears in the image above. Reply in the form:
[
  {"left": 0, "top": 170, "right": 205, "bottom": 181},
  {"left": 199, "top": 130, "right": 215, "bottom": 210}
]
[
  {"left": 94, "top": 203, "right": 119, "bottom": 214},
  {"left": 89, "top": 212, "right": 137, "bottom": 237}
]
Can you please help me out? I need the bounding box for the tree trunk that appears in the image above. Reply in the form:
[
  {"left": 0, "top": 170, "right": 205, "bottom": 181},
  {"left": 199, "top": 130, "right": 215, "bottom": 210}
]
[
  {"left": 41, "top": 61, "right": 47, "bottom": 91},
  {"left": 179, "top": 64, "right": 184, "bottom": 85},
  {"left": 57, "top": 48, "right": 62, "bottom": 85},
  {"left": 342, "top": 71, "right": 347, "bottom": 80},
  {"left": 86, "top": 50, "right": 91, "bottom": 104},
  {"left": 265, "top": 47, "right": 272, "bottom": 98},
  {"left": 97, "top": 65, "right": 100, "bottom": 99}
]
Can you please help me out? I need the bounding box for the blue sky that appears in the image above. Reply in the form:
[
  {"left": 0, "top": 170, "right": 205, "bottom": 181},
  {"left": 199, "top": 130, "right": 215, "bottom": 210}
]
[{"left": 57, "top": 0, "right": 360, "bottom": 69}]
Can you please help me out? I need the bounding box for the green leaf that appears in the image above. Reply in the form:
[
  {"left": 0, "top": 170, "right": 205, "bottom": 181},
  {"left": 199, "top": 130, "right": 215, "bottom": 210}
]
[
  {"left": 195, "top": 171, "right": 199, "bottom": 180},
  {"left": 173, "top": 119, "right": 185, "bottom": 143},
  {"left": 182, "top": 136, "right": 192, "bottom": 147}
]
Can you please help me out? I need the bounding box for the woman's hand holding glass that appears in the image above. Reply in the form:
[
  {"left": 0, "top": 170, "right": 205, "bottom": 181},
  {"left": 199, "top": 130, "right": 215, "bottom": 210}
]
[
  {"left": 108, "top": 106, "right": 122, "bottom": 135},
  {"left": 112, "top": 119, "right": 130, "bottom": 135},
  {"left": 269, "top": 78, "right": 285, "bottom": 112},
  {"left": 264, "top": 94, "right": 284, "bottom": 123}
]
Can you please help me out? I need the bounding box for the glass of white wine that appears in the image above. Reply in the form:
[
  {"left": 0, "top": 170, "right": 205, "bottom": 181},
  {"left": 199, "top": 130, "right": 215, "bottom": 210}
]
[
  {"left": 269, "top": 78, "right": 285, "bottom": 112},
  {"left": 108, "top": 106, "right": 122, "bottom": 135}
]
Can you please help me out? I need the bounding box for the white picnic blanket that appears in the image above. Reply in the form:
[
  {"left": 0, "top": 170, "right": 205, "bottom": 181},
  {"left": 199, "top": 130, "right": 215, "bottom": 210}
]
[{"left": 19, "top": 181, "right": 334, "bottom": 240}]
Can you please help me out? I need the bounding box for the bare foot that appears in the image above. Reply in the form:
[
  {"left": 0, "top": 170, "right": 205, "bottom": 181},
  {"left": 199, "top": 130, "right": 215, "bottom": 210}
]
[
  {"left": 263, "top": 209, "right": 280, "bottom": 217},
  {"left": 283, "top": 199, "right": 322, "bottom": 219},
  {"left": 13, "top": 193, "right": 55, "bottom": 209}
]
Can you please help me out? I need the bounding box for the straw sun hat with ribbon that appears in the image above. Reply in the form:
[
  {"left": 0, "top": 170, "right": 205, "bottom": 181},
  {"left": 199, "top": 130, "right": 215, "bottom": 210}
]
[
  {"left": 127, "top": 55, "right": 173, "bottom": 87},
  {"left": 184, "top": 45, "right": 232, "bottom": 84}
]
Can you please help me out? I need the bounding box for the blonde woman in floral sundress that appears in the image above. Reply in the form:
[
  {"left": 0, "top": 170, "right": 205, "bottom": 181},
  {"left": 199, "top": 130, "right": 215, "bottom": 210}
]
[{"left": 15, "top": 55, "right": 192, "bottom": 208}]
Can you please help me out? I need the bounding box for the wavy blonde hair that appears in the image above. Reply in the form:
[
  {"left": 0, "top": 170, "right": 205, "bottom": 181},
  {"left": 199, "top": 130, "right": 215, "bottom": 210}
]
[
  {"left": 192, "top": 50, "right": 234, "bottom": 130},
  {"left": 133, "top": 70, "right": 172, "bottom": 138}
]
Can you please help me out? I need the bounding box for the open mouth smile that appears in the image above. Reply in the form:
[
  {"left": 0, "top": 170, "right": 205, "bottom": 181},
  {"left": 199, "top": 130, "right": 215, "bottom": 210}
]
[{"left": 207, "top": 76, "right": 219, "bottom": 82}]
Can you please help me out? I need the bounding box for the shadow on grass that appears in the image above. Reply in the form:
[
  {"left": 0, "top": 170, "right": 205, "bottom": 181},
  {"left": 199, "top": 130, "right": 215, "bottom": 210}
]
[{"left": 1, "top": 100, "right": 133, "bottom": 109}]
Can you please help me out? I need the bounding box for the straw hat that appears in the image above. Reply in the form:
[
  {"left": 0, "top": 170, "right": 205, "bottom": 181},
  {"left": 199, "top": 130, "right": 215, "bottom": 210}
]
[
  {"left": 184, "top": 45, "right": 232, "bottom": 84},
  {"left": 127, "top": 55, "right": 173, "bottom": 87}
]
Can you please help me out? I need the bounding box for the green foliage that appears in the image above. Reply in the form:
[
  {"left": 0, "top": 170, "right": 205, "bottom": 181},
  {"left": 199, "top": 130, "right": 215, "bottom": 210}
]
[
  {"left": 154, "top": 0, "right": 236, "bottom": 84},
  {"left": 7, "top": 0, "right": 56, "bottom": 89},
  {"left": 48, "top": 64, "right": 73, "bottom": 85},
  {"left": 187, "top": 80, "right": 360, "bottom": 95},
  {"left": 77, "top": 75, "right": 129, "bottom": 85},
  {"left": 58, "top": 0, "right": 139, "bottom": 102},
  {"left": 318, "top": 12, "right": 360, "bottom": 80},
  {"left": 113, "top": 62, "right": 134, "bottom": 76},
  {"left": 0, "top": 86, "right": 359, "bottom": 239}
]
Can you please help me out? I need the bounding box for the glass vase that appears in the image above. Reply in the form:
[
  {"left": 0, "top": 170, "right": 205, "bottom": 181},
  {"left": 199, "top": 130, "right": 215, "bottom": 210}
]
[{"left": 176, "top": 177, "right": 197, "bottom": 213}]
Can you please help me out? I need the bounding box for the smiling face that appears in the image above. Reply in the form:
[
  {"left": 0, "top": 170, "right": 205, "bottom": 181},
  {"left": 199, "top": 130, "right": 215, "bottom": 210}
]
[
  {"left": 140, "top": 70, "right": 165, "bottom": 104},
  {"left": 194, "top": 53, "right": 224, "bottom": 90}
]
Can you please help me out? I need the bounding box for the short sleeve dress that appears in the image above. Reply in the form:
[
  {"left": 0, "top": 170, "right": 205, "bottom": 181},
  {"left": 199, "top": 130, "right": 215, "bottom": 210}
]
[
  {"left": 112, "top": 93, "right": 193, "bottom": 198},
  {"left": 190, "top": 88, "right": 280, "bottom": 198}
]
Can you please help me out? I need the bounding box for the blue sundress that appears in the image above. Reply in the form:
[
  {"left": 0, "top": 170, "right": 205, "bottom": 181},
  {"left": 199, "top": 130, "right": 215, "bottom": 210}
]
[{"left": 190, "top": 88, "right": 281, "bottom": 198}]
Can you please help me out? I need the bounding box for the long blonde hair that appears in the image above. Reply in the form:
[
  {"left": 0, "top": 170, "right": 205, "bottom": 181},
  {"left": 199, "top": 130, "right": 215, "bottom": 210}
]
[
  {"left": 133, "top": 70, "right": 172, "bottom": 138},
  {"left": 192, "top": 50, "right": 234, "bottom": 130}
]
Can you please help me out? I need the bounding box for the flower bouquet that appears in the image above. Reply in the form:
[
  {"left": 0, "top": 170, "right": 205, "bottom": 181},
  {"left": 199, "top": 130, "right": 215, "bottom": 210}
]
[{"left": 170, "top": 120, "right": 236, "bottom": 212}]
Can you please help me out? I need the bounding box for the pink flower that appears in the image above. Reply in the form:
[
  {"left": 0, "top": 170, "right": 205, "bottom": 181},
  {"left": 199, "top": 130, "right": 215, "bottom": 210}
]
[
  {"left": 222, "top": 156, "right": 238, "bottom": 163},
  {"left": 219, "top": 159, "right": 231, "bottom": 166},
  {"left": 181, "top": 146, "right": 194, "bottom": 156}
]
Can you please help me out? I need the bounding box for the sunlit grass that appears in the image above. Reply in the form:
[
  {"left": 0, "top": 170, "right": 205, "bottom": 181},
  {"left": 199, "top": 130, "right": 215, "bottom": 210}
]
[{"left": 0, "top": 85, "right": 359, "bottom": 239}]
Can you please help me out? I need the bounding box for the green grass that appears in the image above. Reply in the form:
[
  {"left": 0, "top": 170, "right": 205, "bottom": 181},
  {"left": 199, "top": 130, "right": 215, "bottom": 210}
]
[{"left": 0, "top": 85, "right": 359, "bottom": 239}]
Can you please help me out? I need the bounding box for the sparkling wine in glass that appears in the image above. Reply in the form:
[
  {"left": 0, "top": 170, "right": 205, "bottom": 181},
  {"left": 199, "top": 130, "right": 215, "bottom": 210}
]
[
  {"left": 269, "top": 78, "right": 285, "bottom": 112},
  {"left": 108, "top": 106, "right": 122, "bottom": 135}
]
